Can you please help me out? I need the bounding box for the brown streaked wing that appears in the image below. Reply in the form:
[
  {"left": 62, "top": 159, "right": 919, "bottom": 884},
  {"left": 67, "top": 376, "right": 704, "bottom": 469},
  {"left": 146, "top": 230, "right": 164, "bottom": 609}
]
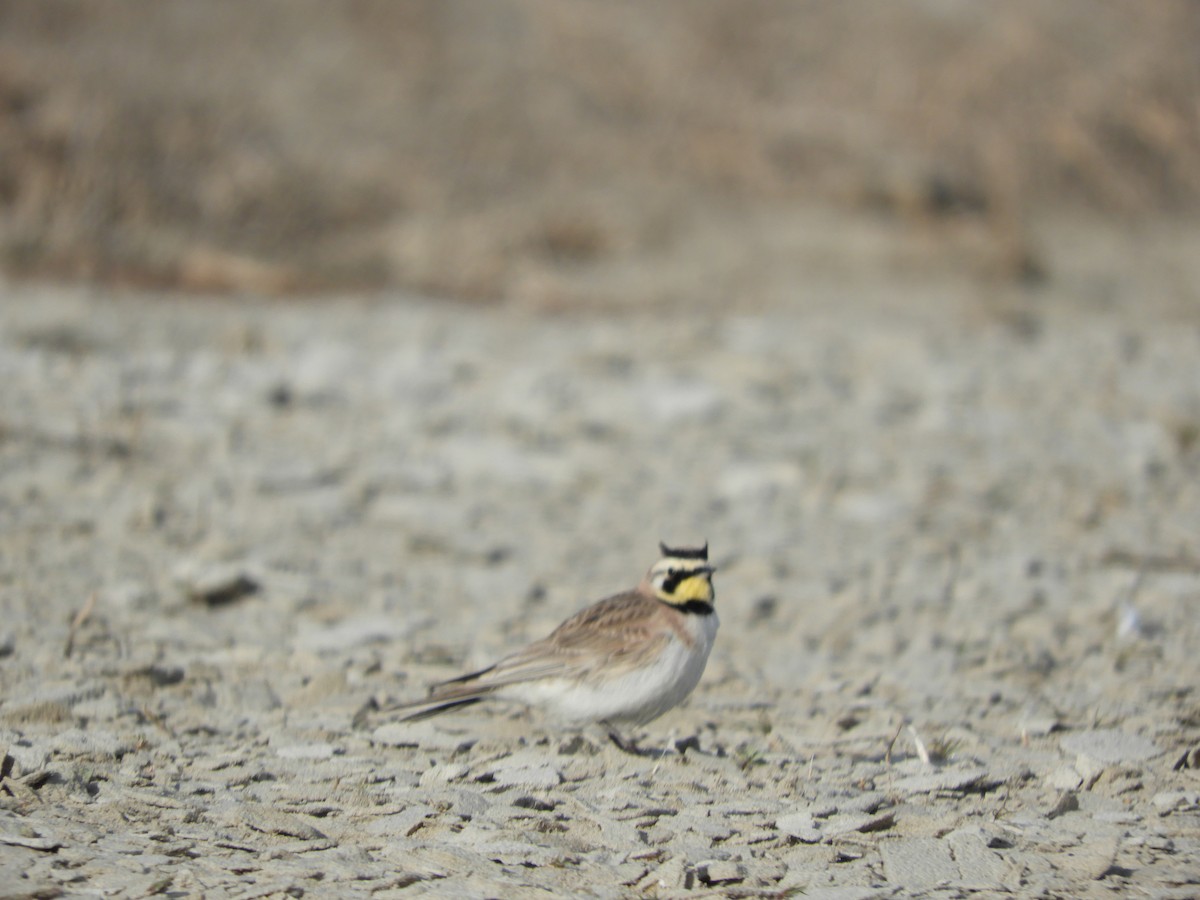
[
  {"left": 540, "top": 591, "right": 658, "bottom": 645},
  {"left": 429, "top": 591, "right": 670, "bottom": 700},
  {"left": 535, "top": 591, "right": 671, "bottom": 674}
]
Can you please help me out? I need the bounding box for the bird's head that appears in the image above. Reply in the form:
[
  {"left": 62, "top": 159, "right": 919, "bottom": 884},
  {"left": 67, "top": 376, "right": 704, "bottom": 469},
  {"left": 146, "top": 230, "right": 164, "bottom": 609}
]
[{"left": 646, "top": 542, "right": 716, "bottom": 607}]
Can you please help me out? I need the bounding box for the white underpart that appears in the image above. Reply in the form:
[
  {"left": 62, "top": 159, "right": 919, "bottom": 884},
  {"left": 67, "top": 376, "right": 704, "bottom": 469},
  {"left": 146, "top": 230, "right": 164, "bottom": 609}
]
[{"left": 506, "top": 610, "right": 719, "bottom": 726}]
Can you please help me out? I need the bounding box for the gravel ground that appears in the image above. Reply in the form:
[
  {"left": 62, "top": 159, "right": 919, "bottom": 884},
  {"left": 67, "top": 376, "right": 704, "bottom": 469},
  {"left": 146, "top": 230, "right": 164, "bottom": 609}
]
[{"left": 1, "top": 272, "right": 1199, "bottom": 897}]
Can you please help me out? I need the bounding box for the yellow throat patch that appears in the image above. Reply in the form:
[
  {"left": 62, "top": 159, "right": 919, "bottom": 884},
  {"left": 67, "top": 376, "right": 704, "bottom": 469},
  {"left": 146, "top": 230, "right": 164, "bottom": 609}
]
[{"left": 661, "top": 569, "right": 714, "bottom": 604}]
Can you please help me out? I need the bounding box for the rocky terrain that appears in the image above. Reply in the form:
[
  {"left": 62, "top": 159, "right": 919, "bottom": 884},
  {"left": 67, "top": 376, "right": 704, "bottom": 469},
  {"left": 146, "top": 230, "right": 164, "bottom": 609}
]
[{"left": 1, "top": 248, "right": 1198, "bottom": 895}]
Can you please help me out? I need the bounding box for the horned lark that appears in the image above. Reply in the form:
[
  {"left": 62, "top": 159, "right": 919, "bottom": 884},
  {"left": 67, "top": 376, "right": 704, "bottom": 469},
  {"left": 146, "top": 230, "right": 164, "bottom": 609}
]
[{"left": 387, "top": 543, "right": 718, "bottom": 744}]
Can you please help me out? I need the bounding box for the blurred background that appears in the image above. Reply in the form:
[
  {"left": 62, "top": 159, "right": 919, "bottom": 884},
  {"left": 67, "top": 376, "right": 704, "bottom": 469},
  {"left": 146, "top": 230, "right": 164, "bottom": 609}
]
[{"left": 0, "top": 0, "right": 1197, "bottom": 306}]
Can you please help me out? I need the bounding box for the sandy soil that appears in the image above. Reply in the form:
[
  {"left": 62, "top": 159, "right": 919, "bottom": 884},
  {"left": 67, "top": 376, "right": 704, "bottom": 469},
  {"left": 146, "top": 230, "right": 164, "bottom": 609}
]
[{"left": 1, "top": 224, "right": 1199, "bottom": 896}]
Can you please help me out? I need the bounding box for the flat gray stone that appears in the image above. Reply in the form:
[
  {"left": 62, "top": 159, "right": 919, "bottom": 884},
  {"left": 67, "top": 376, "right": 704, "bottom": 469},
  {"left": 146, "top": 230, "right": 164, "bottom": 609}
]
[
  {"left": 275, "top": 742, "right": 340, "bottom": 759},
  {"left": 1047, "top": 764, "right": 1083, "bottom": 791},
  {"left": 175, "top": 560, "right": 260, "bottom": 605},
  {"left": 371, "top": 721, "right": 464, "bottom": 751},
  {"left": 945, "top": 826, "right": 1014, "bottom": 889},
  {"left": 1060, "top": 729, "right": 1161, "bottom": 765},
  {"left": 696, "top": 859, "right": 745, "bottom": 885},
  {"left": 776, "top": 811, "right": 823, "bottom": 843},
  {"left": 483, "top": 751, "right": 563, "bottom": 788},
  {"left": 419, "top": 762, "right": 471, "bottom": 786},
  {"left": 488, "top": 761, "right": 562, "bottom": 789},
  {"left": 775, "top": 808, "right": 895, "bottom": 843},
  {"left": 364, "top": 804, "right": 433, "bottom": 837},
  {"left": 237, "top": 802, "right": 330, "bottom": 841},
  {"left": 1094, "top": 810, "right": 1141, "bottom": 824},
  {"left": 1152, "top": 790, "right": 1200, "bottom": 813},
  {"left": 0, "top": 831, "right": 62, "bottom": 852},
  {"left": 891, "top": 766, "right": 992, "bottom": 795},
  {"left": 881, "top": 836, "right": 959, "bottom": 888},
  {"left": 4, "top": 742, "right": 50, "bottom": 776},
  {"left": 1019, "top": 716, "right": 1062, "bottom": 738}
]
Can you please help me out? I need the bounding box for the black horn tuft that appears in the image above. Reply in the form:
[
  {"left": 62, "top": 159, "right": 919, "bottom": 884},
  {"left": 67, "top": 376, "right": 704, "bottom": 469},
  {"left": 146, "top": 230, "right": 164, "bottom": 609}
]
[{"left": 659, "top": 541, "right": 708, "bottom": 561}]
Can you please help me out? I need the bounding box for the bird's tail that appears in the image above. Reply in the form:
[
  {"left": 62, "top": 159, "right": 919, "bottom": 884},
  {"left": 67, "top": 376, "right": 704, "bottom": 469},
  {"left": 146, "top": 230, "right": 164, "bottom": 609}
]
[
  {"left": 389, "top": 696, "right": 484, "bottom": 722},
  {"left": 373, "top": 663, "right": 502, "bottom": 722}
]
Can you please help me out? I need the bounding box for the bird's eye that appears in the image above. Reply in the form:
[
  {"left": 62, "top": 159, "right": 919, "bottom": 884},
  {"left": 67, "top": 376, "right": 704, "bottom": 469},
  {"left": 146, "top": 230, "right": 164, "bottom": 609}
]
[{"left": 659, "top": 570, "right": 684, "bottom": 592}]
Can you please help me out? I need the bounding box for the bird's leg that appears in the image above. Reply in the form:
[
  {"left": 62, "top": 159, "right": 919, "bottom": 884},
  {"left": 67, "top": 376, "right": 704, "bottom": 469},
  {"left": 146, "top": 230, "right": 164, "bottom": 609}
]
[{"left": 603, "top": 722, "right": 644, "bottom": 756}]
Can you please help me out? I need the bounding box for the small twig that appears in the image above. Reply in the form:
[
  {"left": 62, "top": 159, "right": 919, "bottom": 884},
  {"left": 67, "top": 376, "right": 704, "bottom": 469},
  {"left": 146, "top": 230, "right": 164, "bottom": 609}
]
[
  {"left": 64, "top": 593, "right": 97, "bottom": 659},
  {"left": 1101, "top": 548, "right": 1200, "bottom": 574},
  {"left": 649, "top": 728, "right": 678, "bottom": 777},
  {"left": 990, "top": 784, "right": 1013, "bottom": 822},
  {"left": 885, "top": 720, "right": 906, "bottom": 765}
]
